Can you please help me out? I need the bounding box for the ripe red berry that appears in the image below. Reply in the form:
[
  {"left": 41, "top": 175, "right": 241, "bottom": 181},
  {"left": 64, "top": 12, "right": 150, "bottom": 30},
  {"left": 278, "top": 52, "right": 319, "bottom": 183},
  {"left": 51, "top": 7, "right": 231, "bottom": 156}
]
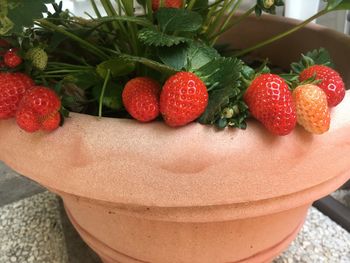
[
  {"left": 0, "top": 72, "right": 35, "bottom": 119},
  {"left": 16, "top": 86, "right": 61, "bottom": 133},
  {"left": 152, "top": 0, "right": 182, "bottom": 11},
  {"left": 299, "top": 65, "right": 345, "bottom": 107},
  {"left": 41, "top": 112, "right": 61, "bottom": 131},
  {"left": 122, "top": 77, "right": 161, "bottom": 122},
  {"left": 160, "top": 72, "right": 208, "bottom": 127},
  {"left": 244, "top": 74, "right": 297, "bottom": 136},
  {"left": 4, "top": 49, "right": 22, "bottom": 68}
]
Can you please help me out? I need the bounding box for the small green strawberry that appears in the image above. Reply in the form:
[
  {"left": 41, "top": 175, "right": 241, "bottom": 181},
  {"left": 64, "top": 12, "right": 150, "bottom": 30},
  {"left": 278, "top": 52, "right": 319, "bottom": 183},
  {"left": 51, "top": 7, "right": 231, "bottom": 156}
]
[{"left": 26, "top": 47, "right": 48, "bottom": 70}]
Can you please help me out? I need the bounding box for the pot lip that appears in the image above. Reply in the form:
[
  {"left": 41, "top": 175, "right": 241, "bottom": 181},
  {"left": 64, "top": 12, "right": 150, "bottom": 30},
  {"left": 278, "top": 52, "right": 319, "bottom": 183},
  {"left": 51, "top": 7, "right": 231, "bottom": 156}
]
[{"left": 1, "top": 15, "right": 350, "bottom": 218}]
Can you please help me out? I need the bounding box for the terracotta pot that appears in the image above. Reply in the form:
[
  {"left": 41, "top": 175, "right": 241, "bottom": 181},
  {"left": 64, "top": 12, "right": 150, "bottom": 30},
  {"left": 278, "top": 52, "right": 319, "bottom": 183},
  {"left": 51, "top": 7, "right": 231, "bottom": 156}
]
[{"left": 1, "top": 15, "right": 350, "bottom": 263}]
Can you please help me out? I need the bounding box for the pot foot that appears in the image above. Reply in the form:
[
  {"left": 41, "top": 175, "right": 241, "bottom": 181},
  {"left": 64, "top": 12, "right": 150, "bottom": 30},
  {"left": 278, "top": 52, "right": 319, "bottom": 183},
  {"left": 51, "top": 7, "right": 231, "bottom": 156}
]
[{"left": 65, "top": 206, "right": 305, "bottom": 263}]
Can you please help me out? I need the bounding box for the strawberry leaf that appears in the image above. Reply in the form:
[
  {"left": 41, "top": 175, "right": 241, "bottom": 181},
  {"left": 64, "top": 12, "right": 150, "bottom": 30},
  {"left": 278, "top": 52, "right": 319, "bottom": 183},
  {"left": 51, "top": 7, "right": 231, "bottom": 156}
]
[
  {"left": 156, "top": 8, "right": 203, "bottom": 33},
  {"left": 138, "top": 28, "right": 190, "bottom": 47},
  {"left": 193, "top": 57, "right": 243, "bottom": 91},
  {"left": 187, "top": 42, "right": 220, "bottom": 71},
  {"left": 291, "top": 48, "right": 334, "bottom": 74},
  {"left": 158, "top": 43, "right": 188, "bottom": 70},
  {"left": 3, "top": 0, "right": 54, "bottom": 35},
  {"left": 196, "top": 57, "right": 246, "bottom": 127},
  {"left": 96, "top": 58, "right": 135, "bottom": 78},
  {"left": 326, "top": 0, "right": 350, "bottom": 10},
  {"left": 121, "top": 54, "right": 178, "bottom": 75},
  {"left": 198, "top": 86, "right": 238, "bottom": 124}
]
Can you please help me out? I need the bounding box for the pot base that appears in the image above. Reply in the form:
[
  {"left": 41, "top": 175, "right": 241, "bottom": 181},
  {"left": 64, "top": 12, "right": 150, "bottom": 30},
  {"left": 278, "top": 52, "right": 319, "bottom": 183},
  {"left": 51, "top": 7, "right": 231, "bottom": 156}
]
[{"left": 65, "top": 206, "right": 305, "bottom": 263}]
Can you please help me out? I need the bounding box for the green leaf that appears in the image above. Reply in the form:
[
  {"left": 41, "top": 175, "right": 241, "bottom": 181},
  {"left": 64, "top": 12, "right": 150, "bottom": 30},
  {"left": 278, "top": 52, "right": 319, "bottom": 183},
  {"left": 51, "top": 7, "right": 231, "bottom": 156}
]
[
  {"left": 96, "top": 58, "right": 135, "bottom": 79},
  {"left": 291, "top": 48, "right": 334, "bottom": 74},
  {"left": 328, "top": 0, "right": 350, "bottom": 10},
  {"left": 158, "top": 43, "right": 188, "bottom": 70},
  {"left": 156, "top": 8, "right": 203, "bottom": 33},
  {"left": 191, "top": 0, "right": 209, "bottom": 10},
  {"left": 92, "top": 82, "right": 123, "bottom": 110},
  {"left": 325, "top": 0, "right": 345, "bottom": 10},
  {"left": 138, "top": 27, "right": 190, "bottom": 47},
  {"left": 198, "top": 86, "right": 238, "bottom": 124},
  {"left": 187, "top": 42, "right": 220, "bottom": 71},
  {"left": 64, "top": 71, "right": 101, "bottom": 90},
  {"left": 121, "top": 54, "right": 178, "bottom": 75},
  {"left": 4, "top": 0, "right": 54, "bottom": 34},
  {"left": 193, "top": 57, "right": 243, "bottom": 91}
]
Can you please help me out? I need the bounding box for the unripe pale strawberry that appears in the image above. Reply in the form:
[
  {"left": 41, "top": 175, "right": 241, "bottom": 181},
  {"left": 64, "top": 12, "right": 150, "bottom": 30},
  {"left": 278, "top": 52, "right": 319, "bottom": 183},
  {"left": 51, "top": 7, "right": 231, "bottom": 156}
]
[
  {"left": 26, "top": 47, "right": 48, "bottom": 70},
  {"left": 293, "top": 84, "right": 330, "bottom": 134}
]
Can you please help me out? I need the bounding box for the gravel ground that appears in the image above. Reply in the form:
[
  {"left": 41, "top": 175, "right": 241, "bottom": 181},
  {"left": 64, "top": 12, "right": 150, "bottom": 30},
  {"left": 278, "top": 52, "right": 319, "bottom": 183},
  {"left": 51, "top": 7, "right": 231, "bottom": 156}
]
[
  {"left": 0, "top": 192, "right": 68, "bottom": 263},
  {"left": 274, "top": 207, "right": 350, "bottom": 263},
  {"left": 0, "top": 192, "right": 349, "bottom": 263}
]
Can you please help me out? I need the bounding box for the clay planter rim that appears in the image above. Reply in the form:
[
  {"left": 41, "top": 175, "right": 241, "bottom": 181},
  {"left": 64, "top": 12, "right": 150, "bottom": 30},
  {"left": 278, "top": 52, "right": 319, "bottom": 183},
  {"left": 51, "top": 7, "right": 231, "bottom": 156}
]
[{"left": 1, "top": 15, "right": 350, "bottom": 222}]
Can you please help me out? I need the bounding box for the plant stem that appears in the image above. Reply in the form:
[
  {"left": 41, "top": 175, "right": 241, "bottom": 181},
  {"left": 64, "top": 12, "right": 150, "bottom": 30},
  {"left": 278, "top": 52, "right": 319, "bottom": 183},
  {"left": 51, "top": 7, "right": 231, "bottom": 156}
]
[
  {"left": 187, "top": 0, "right": 197, "bottom": 10},
  {"left": 90, "top": 0, "right": 102, "bottom": 18},
  {"left": 209, "top": 5, "right": 254, "bottom": 41},
  {"left": 234, "top": 9, "right": 329, "bottom": 57},
  {"left": 99, "top": 69, "right": 111, "bottom": 118},
  {"left": 35, "top": 20, "right": 109, "bottom": 60}
]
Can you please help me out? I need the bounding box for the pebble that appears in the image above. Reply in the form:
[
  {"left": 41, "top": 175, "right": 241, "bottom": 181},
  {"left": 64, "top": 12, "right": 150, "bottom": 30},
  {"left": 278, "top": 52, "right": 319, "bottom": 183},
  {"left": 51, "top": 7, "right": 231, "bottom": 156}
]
[
  {"left": 274, "top": 207, "right": 350, "bottom": 263},
  {"left": 0, "top": 192, "right": 68, "bottom": 263}
]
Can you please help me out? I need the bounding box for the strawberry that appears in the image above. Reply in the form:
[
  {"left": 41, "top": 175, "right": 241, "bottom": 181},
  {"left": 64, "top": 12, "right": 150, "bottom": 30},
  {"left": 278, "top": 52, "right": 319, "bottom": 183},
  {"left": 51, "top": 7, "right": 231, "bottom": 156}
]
[
  {"left": 26, "top": 47, "right": 48, "bottom": 70},
  {"left": 299, "top": 65, "right": 345, "bottom": 107},
  {"left": 122, "top": 77, "right": 161, "bottom": 122},
  {"left": 0, "top": 73, "right": 35, "bottom": 119},
  {"left": 160, "top": 72, "right": 208, "bottom": 127},
  {"left": 293, "top": 84, "right": 330, "bottom": 134},
  {"left": 152, "top": 0, "right": 182, "bottom": 11},
  {"left": 244, "top": 74, "right": 297, "bottom": 136},
  {"left": 4, "top": 49, "right": 22, "bottom": 68},
  {"left": 16, "top": 86, "right": 61, "bottom": 133}
]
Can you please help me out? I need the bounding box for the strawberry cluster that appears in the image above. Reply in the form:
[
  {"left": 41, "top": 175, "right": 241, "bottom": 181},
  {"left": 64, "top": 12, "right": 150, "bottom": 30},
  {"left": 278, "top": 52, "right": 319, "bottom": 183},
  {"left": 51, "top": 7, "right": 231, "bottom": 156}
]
[
  {"left": 0, "top": 40, "right": 61, "bottom": 133},
  {"left": 122, "top": 72, "right": 208, "bottom": 127},
  {"left": 244, "top": 65, "right": 345, "bottom": 135}
]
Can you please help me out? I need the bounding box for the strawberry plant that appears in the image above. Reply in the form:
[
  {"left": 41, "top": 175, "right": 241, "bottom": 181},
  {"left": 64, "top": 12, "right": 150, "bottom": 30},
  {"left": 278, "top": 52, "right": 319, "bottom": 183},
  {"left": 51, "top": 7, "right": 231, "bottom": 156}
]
[{"left": 0, "top": 0, "right": 349, "bottom": 135}]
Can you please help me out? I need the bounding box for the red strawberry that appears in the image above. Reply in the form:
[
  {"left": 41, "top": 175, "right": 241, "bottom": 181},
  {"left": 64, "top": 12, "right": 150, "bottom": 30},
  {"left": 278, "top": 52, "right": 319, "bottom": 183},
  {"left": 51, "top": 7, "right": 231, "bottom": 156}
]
[
  {"left": 160, "top": 72, "right": 208, "bottom": 127},
  {"left": 152, "top": 0, "right": 182, "bottom": 11},
  {"left": 16, "top": 86, "right": 61, "bottom": 133},
  {"left": 15, "top": 107, "right": 41, "bottom": 133},
  {"left": 299, "top": 65, "right": 345, "bottom": 107},
  {"left": 122, "top": 77, "right": 161, "bottom": 122},
  {"left": 244, "top": 74, "right": 297, "bottom": 136},
  {"left": 0, "top": 73, "right": 35, "bottom": 119},
  {"left": 41, "top": 112, "right": 61, "bottom": 131},
  {"left": 4, "top": 49, "right": 22, "bottom": 68},
  {"left": 4, "top": 48, "right": 22, "bottom": 68}
]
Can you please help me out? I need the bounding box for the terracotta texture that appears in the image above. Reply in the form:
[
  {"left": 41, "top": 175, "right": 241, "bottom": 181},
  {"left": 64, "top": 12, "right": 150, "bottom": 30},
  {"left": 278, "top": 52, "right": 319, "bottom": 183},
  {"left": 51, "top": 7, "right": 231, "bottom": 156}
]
[{"left": 0, "top": 15, "right": 350, "bottom": 263}]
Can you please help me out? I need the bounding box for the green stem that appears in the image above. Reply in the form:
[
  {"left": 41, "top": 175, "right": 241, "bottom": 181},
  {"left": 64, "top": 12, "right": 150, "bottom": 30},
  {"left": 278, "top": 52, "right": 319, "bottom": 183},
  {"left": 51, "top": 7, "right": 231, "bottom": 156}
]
[
  {"left": 187, "top": 0, "right": 197, "bottom": 10},
  {"left": 234, "top": 9, "right": 329, "bottom": 57},
  {"left": 35, "top": 20, "right": 109, "bottom": 60},
  {"left": 146, "top": 0, "right": 153, "bottom": 21},
  {"left": 210, "top": 0, "right": 242, "bottom": 45},
  {"left": 99, "top": 69, "right": 111, "bottom": 118},
  {"left": 209, "top": 5, "right": 254, "bottom": 41},
  {"left": 90, "top": 0, "right": 102, "bottom": 18},
  {"left": 206, "top": 0, "right": 230, "bottom": 36}
]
